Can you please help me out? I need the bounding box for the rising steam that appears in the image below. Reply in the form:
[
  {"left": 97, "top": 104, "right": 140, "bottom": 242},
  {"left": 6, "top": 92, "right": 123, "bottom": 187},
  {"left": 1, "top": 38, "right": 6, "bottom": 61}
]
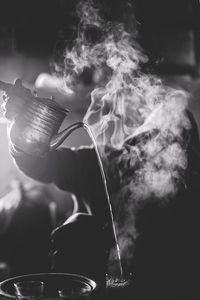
[{"left": 61, "top": 0, "right": 191, "bottom": 275}]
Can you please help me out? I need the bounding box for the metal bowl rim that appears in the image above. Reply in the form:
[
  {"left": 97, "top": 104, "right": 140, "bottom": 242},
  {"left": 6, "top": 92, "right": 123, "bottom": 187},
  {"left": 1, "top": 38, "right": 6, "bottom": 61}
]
[{"left": 0, "top": 272, "right": 97, "bottom": 299}]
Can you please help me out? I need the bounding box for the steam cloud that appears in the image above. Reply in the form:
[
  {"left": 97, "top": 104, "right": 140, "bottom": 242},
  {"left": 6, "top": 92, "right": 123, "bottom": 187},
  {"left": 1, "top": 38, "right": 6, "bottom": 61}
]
[{"left": 61, "top": 0, "right": 191, "bottom": 275}]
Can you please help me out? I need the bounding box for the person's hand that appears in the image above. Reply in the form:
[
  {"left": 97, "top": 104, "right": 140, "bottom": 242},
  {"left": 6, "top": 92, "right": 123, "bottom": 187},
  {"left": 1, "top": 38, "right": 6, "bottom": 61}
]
[{"left": 1, "top": 78, "right": 32, "bottom": 121}]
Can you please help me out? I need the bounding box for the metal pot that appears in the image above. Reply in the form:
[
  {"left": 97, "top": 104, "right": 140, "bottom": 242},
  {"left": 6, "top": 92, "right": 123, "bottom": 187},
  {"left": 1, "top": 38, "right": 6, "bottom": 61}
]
[
  {"left": 0, "top": 80, "right": 84, "bottom": 156},
  {"left": 0, "top": 273, "right": 100, "bottom": 300}
]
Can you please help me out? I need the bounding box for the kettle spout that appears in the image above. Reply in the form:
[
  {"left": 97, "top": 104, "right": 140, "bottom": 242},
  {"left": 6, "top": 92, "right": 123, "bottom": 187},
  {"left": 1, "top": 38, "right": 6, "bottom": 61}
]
[{"left": 50, "top": 122, "right": 85, "bottom": 151}]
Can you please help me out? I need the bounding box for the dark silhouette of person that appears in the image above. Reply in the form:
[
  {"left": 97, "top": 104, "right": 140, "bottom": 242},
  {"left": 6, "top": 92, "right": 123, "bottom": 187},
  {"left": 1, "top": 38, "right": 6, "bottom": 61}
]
[{"left": 2, "top": 79, "right": 200, "bottom": 299}]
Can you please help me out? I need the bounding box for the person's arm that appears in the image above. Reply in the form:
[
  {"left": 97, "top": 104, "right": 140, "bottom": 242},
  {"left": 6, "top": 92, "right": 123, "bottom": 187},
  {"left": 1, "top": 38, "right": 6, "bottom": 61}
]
[
  {"left": 2, "top": 79, "right": 107, "bottom": 211},
  {"left": 10, "top": 143, "right": 94, "bottom": 193},
  {"left": 10, "top": 143, "right": 110, "bottom": 219}
]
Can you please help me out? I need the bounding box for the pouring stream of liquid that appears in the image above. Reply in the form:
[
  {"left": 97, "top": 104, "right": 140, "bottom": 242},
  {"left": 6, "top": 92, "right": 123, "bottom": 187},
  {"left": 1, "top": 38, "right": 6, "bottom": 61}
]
[{"left": 67, "top": 122, "right": 123, "bottom": 280}]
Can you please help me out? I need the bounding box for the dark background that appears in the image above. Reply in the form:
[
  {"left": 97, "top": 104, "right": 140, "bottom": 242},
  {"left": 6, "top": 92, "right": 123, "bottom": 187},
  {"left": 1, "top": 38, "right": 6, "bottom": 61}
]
[{"left": 0, "top": 0, "right": 199, "bottom": 78}]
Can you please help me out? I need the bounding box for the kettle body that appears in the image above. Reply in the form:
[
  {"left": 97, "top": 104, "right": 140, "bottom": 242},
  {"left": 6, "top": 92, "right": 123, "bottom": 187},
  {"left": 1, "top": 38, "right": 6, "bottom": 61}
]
[
  {"left": 9, "top": 96, "right": 68, "bottom": 156},
  {"left": 0, "top": 79, "right": 84, "bottom": 156}
]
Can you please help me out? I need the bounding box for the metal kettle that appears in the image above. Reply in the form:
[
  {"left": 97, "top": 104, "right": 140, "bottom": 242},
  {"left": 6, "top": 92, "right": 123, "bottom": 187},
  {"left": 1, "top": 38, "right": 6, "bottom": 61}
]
[{"left": 0, "top": 80, "right": 84, "bottom": 156}]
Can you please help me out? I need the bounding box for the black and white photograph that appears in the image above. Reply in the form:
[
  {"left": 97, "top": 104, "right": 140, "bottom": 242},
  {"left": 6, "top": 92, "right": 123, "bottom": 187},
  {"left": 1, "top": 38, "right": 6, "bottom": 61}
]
[{"left": 0, "top": 0, "right": 200, "bottom": 299}]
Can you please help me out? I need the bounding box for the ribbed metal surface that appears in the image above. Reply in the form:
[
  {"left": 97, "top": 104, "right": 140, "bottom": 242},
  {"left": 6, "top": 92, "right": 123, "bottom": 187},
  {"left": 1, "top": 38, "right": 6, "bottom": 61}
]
[{"left": 22, "top": 99, "right": 66, "bottom": 137}]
